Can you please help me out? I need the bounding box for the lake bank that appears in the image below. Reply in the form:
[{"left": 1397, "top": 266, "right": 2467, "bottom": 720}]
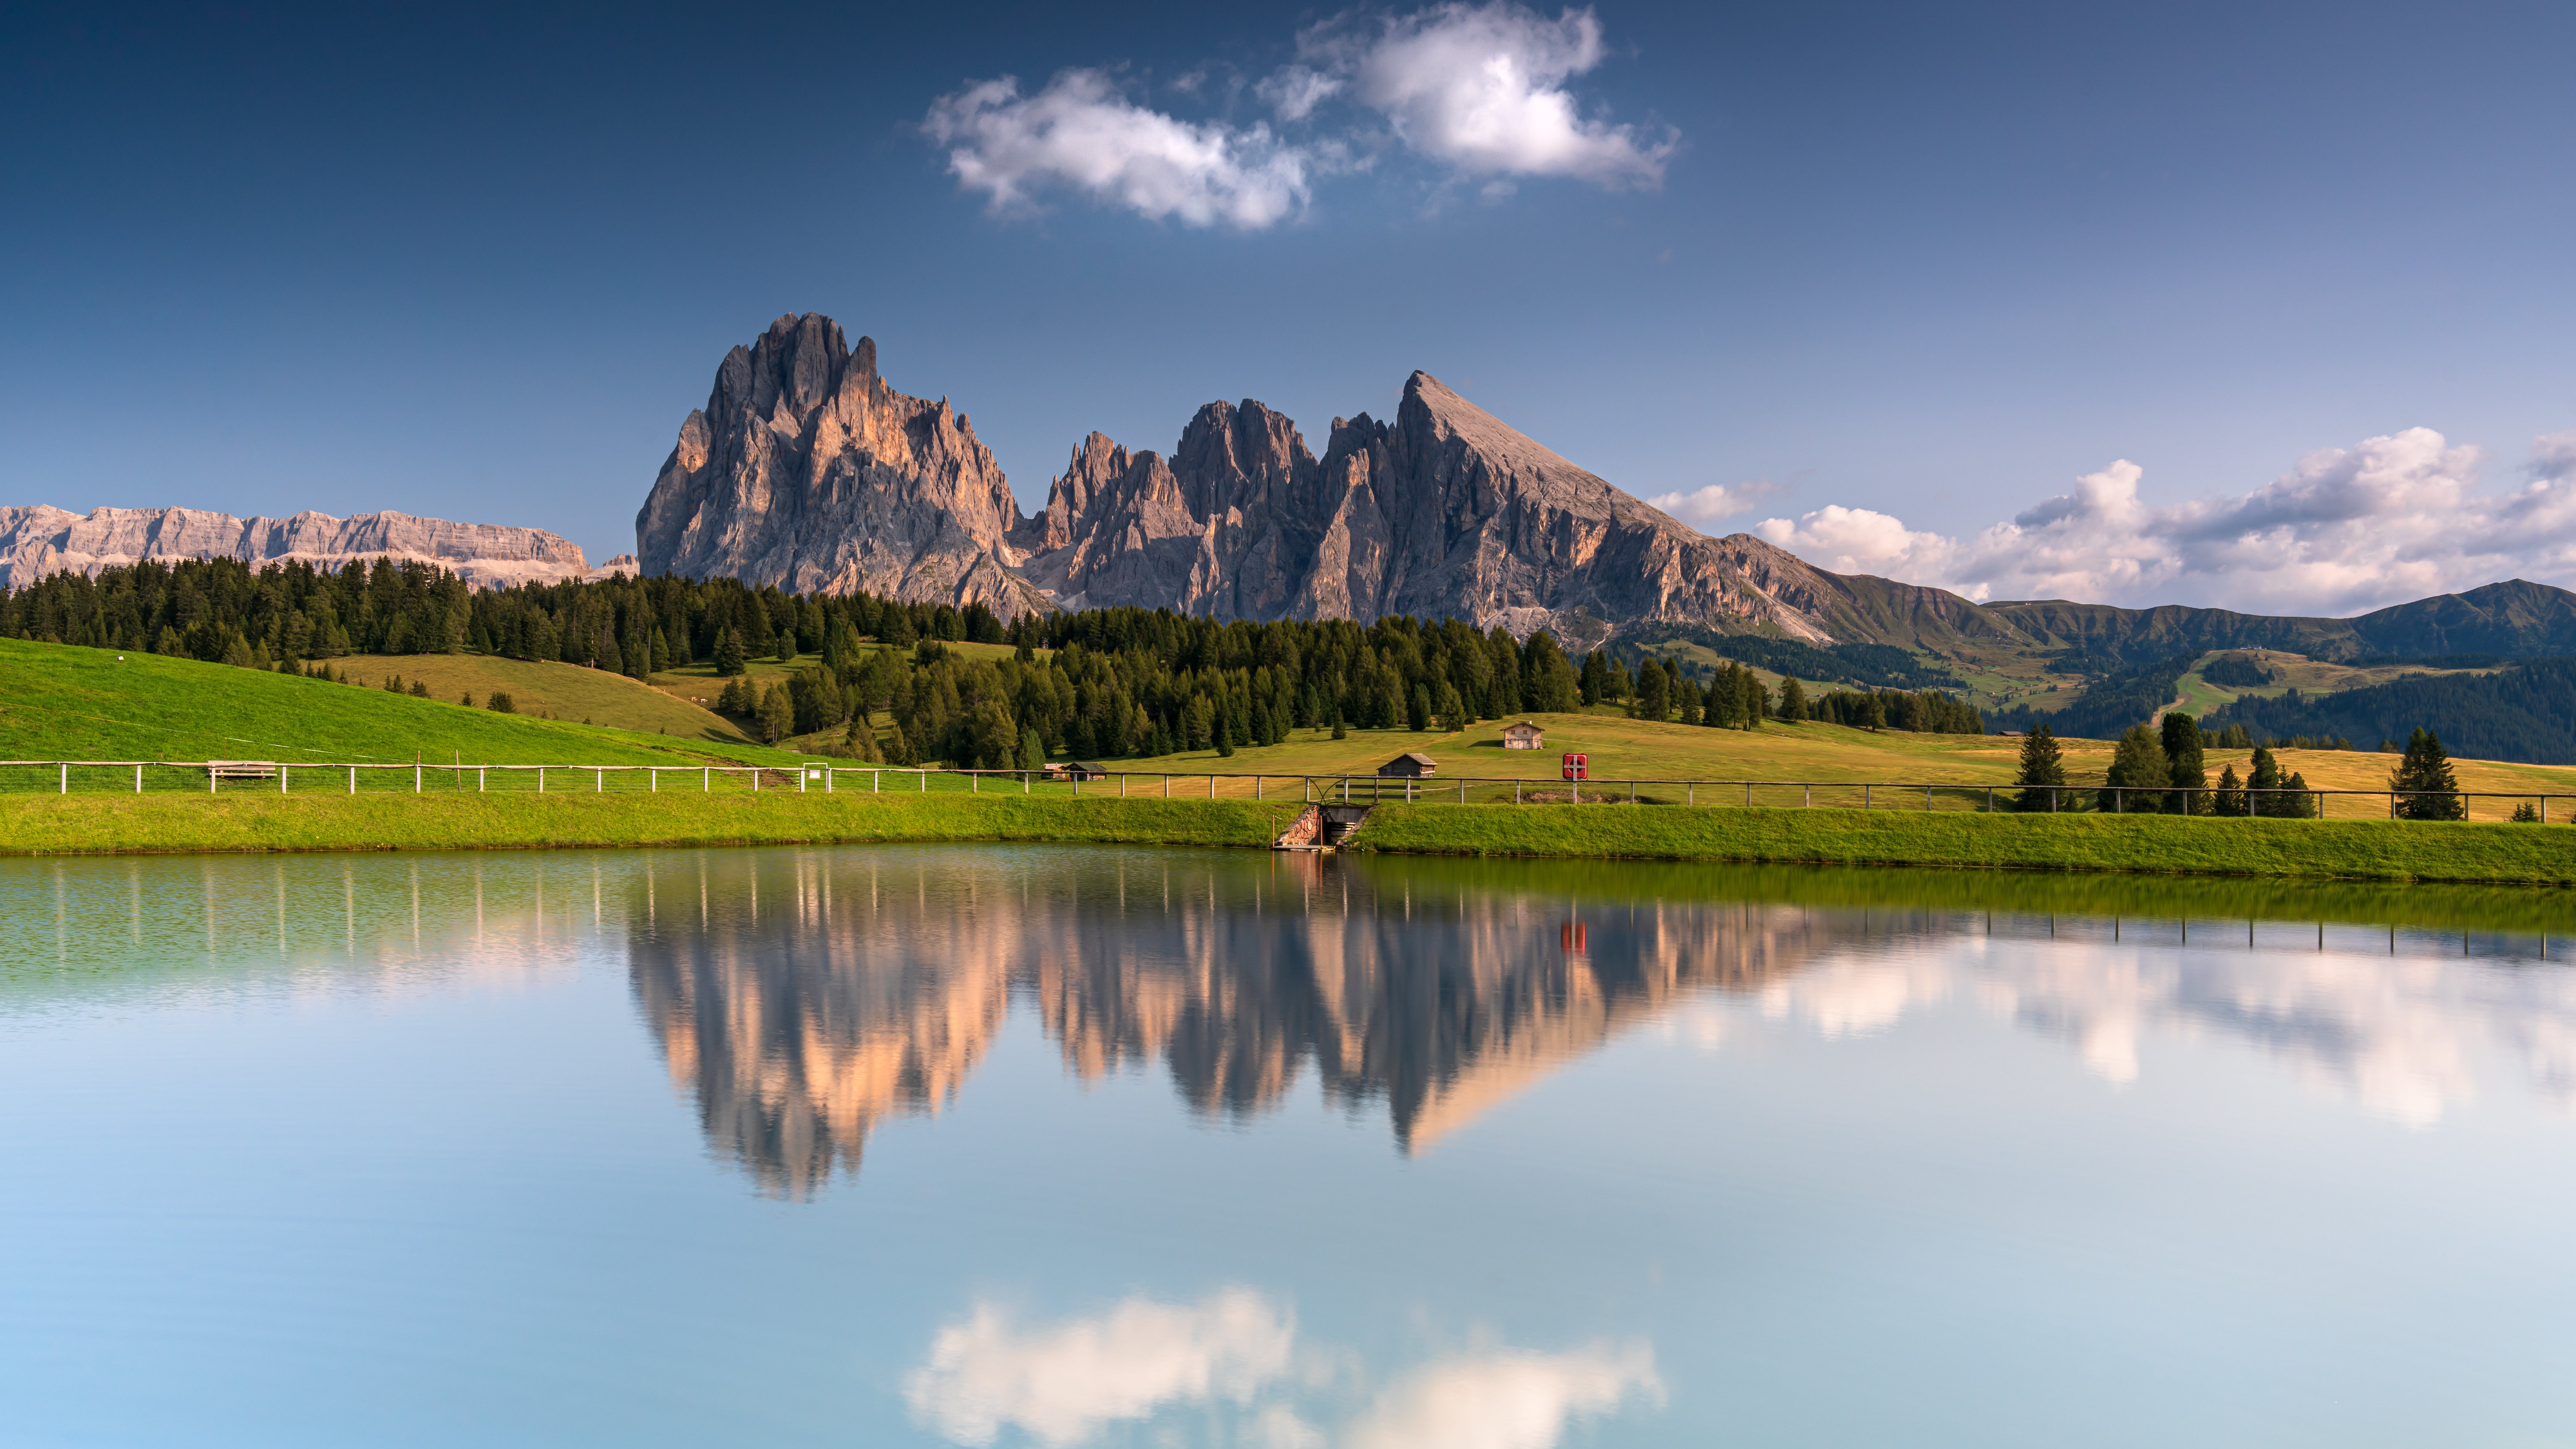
[{"left": 3, "top": 793, "right": 2570, "bottom": 885}]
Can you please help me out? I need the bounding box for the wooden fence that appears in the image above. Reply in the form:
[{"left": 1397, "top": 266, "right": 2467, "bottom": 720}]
[{"left": 1, "top": 761, "right": 2566, "bottom": 822}]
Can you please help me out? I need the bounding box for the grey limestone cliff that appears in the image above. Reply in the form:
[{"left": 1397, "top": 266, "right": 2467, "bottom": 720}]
[
  {"left": 0, "top": 506, "right": 589, "bottom": 591},
  {"left": 635, "top": 314, "right": 1043, "bottom": 616}
]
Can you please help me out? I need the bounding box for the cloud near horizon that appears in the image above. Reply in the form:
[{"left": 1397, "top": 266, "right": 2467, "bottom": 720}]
[
  {"left": 1749, "top": 428, "right": 2576, "bottom": 616},
  {"left": 904, "top": 1289, "right": 1660, "bottom": 1448},
  {"left": 923, "top": 3, "right": 1673, "bottom": 228}
]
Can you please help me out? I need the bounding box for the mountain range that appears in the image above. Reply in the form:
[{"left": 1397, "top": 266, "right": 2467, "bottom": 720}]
[
  {"left": 635, "top": 314, "right": 2576, "bottom": 663},
  {"left": 0, "top": 505, "right": 625, "bottom": 591}
]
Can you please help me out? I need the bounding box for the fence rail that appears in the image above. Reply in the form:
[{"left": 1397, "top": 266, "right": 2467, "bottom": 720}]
[{"left": 2, "top": 761, "right": 2566, "bottom": 822}]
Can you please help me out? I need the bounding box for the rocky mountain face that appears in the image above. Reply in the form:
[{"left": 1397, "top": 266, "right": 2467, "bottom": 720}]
[
  {"left": 635, "top": 314, "right": 1043, "bottom": 617},
  {"left": 0, "top": 505, "right": 591, "bottom": 591},
  {"left": 1011, "top": 369, "right": 2020, "bottom": 649},
  {"left": 634, "top": 314, "right": 2576, "bottom": 658}
]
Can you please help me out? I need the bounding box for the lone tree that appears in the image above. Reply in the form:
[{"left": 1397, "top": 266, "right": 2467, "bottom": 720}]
[
  {"left": 2100, "top": 724, "right": 2170, "bottom": 813},
  {"left": 2213, "top": 762, "right": 2248, "bottom": 817},
  {"left": 2160, "top": 712, "right": 2209, "bottom": 815},
  {"left": 713, "top": 629, "right": 746, "bottom": 677},
  {"left": 2247, "top": 746, "right": 2285, "bottom": 816},
  {"left": 2390, "top": 726, "right": 2465, "bottom": 820},
  {"left": 1777, "top": 677, "right": 1808, "bottom": 724},
  {"left": 2011, "top": 723, "right": 2069, "bottom": 811}
]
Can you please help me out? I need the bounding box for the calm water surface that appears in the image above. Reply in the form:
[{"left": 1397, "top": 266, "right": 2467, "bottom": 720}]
[{"left": 3, "top": 846, "right": 2573, "bottom": 1448}]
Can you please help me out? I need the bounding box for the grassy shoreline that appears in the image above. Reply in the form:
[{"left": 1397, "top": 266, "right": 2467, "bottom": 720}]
[{"left": 3, "top": 793, "right": 2572, "bottom": 886}]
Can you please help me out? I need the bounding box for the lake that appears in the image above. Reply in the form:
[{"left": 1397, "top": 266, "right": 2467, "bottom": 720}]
[{"left": 3, "top": 846, "right": 2572, "bottom": 1447}]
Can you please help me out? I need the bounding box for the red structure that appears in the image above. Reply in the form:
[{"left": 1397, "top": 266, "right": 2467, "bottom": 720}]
[{"left": 1560, "top": 752, "right": 1588, "bottom": 781}]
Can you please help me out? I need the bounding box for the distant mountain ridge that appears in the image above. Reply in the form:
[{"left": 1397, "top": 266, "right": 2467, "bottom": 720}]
[
  {"left": 0, "top": 505, "right": 599, "bottom": 591},
  {"left": 631, "top": 313, "right": 2576, "bottom": 661}
]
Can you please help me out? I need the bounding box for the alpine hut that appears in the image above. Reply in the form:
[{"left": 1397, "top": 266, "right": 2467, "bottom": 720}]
[{"left": 1378, "top": 752, "right": 1439, "bottom": 779}]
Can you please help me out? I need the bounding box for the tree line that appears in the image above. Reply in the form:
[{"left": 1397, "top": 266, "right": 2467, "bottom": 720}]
[{"left": 2201, "top": 661, "right": 2576, "bottom": 766}]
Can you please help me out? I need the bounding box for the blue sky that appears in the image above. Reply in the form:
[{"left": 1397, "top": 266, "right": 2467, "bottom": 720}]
[{"left": 4, "top": 1, "right": 2571, "bottom": 614}]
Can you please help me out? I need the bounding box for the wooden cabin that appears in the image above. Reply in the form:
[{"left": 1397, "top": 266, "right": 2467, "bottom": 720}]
[
  {"left": 1057, "top": 761, "right": 1111, "bottom": 782},
  {"left": 1501, "top": 721, "right": 1546, "bottom": 750},
  {"left": 1378, "top": 752, "right": 1439, "bottom": 779}
]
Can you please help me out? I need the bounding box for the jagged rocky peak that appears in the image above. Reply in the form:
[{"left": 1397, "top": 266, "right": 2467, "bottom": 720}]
[
  {"left": 635, "top": 313, "right": 1041, "bottom": 616},
  {"left": 0, "top": 505, "right": 589, "bottom": 591}
]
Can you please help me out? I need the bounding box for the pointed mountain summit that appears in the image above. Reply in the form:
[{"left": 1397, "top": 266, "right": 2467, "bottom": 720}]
[{"left": 636, "top": 314, "right": 1042, "bottom": 614}]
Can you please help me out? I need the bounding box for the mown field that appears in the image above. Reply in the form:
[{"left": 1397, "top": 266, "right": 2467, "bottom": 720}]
[
  {"left": 0, "top": 639, "right": 793, "bottom": 772},
  {"left": 1088, "top": 710, "right": 2576, "bottom": 819},
  {"left": 1352, "top": 804, "right": 2576, "bottom": 886},
  {"left": 334, "top": 653, "right": 751, "bottom": 742},
  {"left": 0, "top": 793, "right": 1289, "bottom": 856},
  {"left": 5, "top": 790, "right": 2570, "bottom": 886}
]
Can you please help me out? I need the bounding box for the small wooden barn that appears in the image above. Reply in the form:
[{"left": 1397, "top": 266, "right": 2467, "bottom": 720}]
[
  {"left": 1058, "top": 761, "right": 1111, "bottom": 782},
  {"left": 1378, "top": 752, "right": 1439, "bottom": 779},
  {"left": 1501, "top": 721, "right": 1546, "bottom": 750}
]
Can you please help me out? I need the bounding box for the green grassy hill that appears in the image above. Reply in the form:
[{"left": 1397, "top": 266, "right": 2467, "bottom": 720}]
[
  {"left": 0, "top": 639, "right": 795, "bottom": 768},
  {"left": 336, "top": 653, "right": 753, "bottom": 743}
]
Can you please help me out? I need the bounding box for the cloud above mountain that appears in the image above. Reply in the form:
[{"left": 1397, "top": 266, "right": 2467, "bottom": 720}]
[
  {"left": 923, "top": 3, "right": 1674, "bottom": 228},
  {"left": 1752, "top": 427, "right": 2576, "bottom": 615}
]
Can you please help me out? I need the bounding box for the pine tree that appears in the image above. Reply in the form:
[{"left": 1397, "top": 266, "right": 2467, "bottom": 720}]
[
  {"left": 1019, "top": 726, "right": 1045, "bottom": 773},
  {"left": 597, "top": 630, "right": 624, "bottom": 677},
  {"left": 1738, "top": 669, "right": 1766, "bottom": 730},
  {"left": 2283, "top": 770, "right": 2319, "bottom": 819},
  {"left": 714, "top": 629, "right": 746, "bottom": 677},
  {"left": 757, "top": 683, "right": 795, "bottom": 744},
  {"left": 2390, "top": 726, "right": 2465, "bottom": 820},
  {"left": 2012, "top": 723, "right": 2069, "bottom": 811},
  {"left": 1408, "top": 681, "right": 1433, "bottom": 732},
  {"left": 2161, "top": 712, "right": 2208, "bottom": 815},
  {"left": 1633, "top": 661, "right": 1670, "bottom": 721},
  {"left": 2248, "top": 746, "right": 2286, "bottom": 816},
  {"left": 2213, "top": 763, "right": 2248, "bottom": 817},
  {"left": 1676, "top": 667, "right": 1702, "bottom": 726},
  {"left": 1435, "top": 681, "right": 1468, "bottom": 734},
  {"left": 1330, "top": 701, "right": 1347, "bottom": 741},
  {"left": 1777, "top": 677, "right": 1808, "bottom": 724},
  {"left": 2099, "top": 725, "right": 2170, "bottom": 813}
]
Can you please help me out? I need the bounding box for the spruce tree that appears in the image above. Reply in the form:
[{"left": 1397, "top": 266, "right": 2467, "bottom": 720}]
[
  {"left": 2213, "top": 763, "right": 2248, "bottom": 817},
  {"left": 2248, "top": 746, "right": 2285, "bottom": 816},
  {"left": 2390, "top": 726, "right": 2465, "bottom": 820},
  {"left": 2012, "top": 723, "right": 2069, "bottom": 811},
  {"left": 2283, "top": 770, "right": 2318, "bottom": 819},
  {"left": 2160, "top": 712, "right": 2208, "bottom": 814},
  {"left": 1739, "top": 670, "right": 1766, "bottom": 730},
  {"left": 2099, "top": 725, "right": 2170, "bottom": 813},
  {"left": 714, "top": 629, "right": 746, "bottom": 677},
  {"left": 1676, "top": 667, "right": 1702, "bottom": 726},
  {"left": 1778, "top": 677, "right": 1808, "bottom": 724},
  {"left": 1409, "top": 681, "right": 1432, "bottom": 732}
]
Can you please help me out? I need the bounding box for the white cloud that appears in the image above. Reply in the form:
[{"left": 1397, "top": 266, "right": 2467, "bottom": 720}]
[
  {"left": 2528, "top": 430, "right": 2576, "bottom": 484},
  {"left": 923, "top": 71, "right": 1314, "bottom": 229},
  {"left": 1343, "top": 1344, "right": 1662, "bottom": 1449},
  {"left": 1756, "top": 428, "right": 2576, "bottom": 614},
  {"left": 1645, "top": 480, "right": 1776, "bottom": 526},
  {"left": 1334, "top": 3, "right": 1674, "bottom": 186},
  {"left": 926, "top": 4, "right": 1672, "bottom": 227},
  {"left": 1257, "top": 64, "right": 1344, "bottom": 123},
  {"left": 905, "top": 1289, "right": 1296, "bottom": 1447}
]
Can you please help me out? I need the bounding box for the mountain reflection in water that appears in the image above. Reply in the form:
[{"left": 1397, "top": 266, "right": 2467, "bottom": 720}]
[{"left": 623, "top": 847, "right": 2575, "bottom": 1197}]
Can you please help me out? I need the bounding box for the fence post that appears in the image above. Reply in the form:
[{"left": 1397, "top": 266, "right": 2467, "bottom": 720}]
[
  {"left": 2114, "top": 788, "right": 2122, "bottom": 814},
  {"left": 597, "top": 768, "right": 603, "bottom": 793},
  {"left": 1165, "top": 775, "right": 1171, "bottom": 799},
  {"left": 703, "top": 767, "right": 708, "bottom": 792},
  {"left": 971, "top": 772, "right": 977, "bottom": 794},
  {"left": 135, "top": 764, "right": 142, "bottom": 794},
  {"left": 1408, "top": 777, "right": 1416, "bottom": 803},
  {"left": 61, "top": 762, "right": 68, "bottom": 795},
  {"left": 1515, "top": 780, "right": 1522, "bottom": 804},
  {"left": 918, "top": 770, "right": 925, "bottom": 792},
  {"left": 752, "top": 769, "right": 759, "bottom": 793},
  {"left": 348, "top": 766, "right": 356, "bottom": 795},
  {"left": 280, "top": 764, "right": 289, "bottom": 795},
  {"left": 651, "top": 768, "right": 658, "bottom": 793},
  {"left": 537, "top": 768, "right": 544, "bottom": 793},
  {"left": 1745, "top": 782, "right": 1752, "bottom": 807},
  {"left": 1255, "top": 776, "right": 1263, "bottom": 800},
  {"left": 1863, "top": 784, "right": 1870, "bottom": 810},
  {"left": 1925, "top": 786, "right": 1931, "bottom": 811},
  {"left": 799, "top": 768, "right": 806, "bottom": 794},
  {"left": 415, "top": 764, "right": 421, "bottom": 794},
  {"left": 1805, "top": 785, "right": 1812, "bottom": 808},
  {"left": 479, "top": 768, "right": 486, "bottom": 792},
  {"left": 1210, "top": 775, "right": 1217, "bottom": 800},
  {"left": 1459, "top": 778, "right": 1466, "bottom": 804},
  {"left": 1986, "top": 786, "right": 1994, "bottom": 812}
]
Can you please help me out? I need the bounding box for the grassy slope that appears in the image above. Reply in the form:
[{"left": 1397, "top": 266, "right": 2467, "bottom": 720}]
[
  {"left": 6, "top": 791, "right": 2569, "bottom": 886},
  {"left": 1101, "top": 712, "right": 2576, "bottom": 815},
  {"left": 0, "top": 793, "right": 1290, "bottom": 855},
  {"left": 1352, "top": 804, "right": 2576, "bottom": 886},
  {"left": 0, "top": 638, "right": 793, "bottom": 767},
  {"left": 336, "top": 654, "right": 753, "bottom": 743}
]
